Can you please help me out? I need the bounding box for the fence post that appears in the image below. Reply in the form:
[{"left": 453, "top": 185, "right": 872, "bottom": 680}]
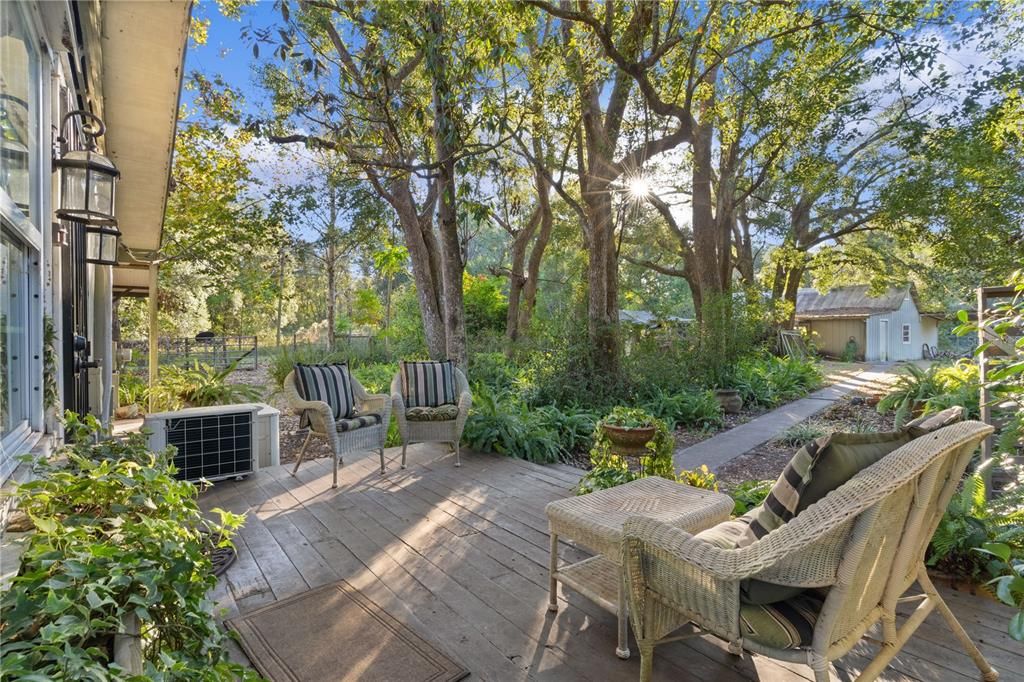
[{"left": 253, "top": 336, "right": 259, "bottom": 369}]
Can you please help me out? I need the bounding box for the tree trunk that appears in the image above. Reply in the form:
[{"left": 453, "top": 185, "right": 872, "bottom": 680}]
[
  {"left": 690, "top": 114, "right": 724, "bottom": 316},
  {"left": 326, "top": 185, "right": 338, "bottom": 350},
  {"left": 387, "top": 179, "right": 446, "bottom": 358},
  {"left": 505, "top": 207, "right": 540, "bottom": 343},
  {"left": 427, "top": 1, "right": 468, "bottom": 369},
  {"left": 582, "top": 181, "right": 618, "bottom": 374},
  {"left": 276, "top": 247, "right": 285, "bottom": 347},
  {"left": 519, "top": 170, "right": 553, "bottom": 333}
]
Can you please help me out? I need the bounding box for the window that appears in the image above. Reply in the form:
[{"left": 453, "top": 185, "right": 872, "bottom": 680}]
[
  {"left": 1, "top": 1, "right": 41, "bottom": 221},
  {"left": 1, "top": 229, "right": 28, "bottom": 441},
  {"left": 0, "top": 2, "right": 43, "bottom": 479},
  {"left": 902, "top": 323, "right": 911, "bottom": 344}
]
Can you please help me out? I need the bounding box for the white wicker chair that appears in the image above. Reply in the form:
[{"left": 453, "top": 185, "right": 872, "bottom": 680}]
[
  {"left": 391, "top": 367, "right": 471, "bottom": 468},
  {"left": 284, "top": 370, "right": 391, "bottom": 488},
  {"left": 622, "top": 421, "right": 999, "bottom": 682}
]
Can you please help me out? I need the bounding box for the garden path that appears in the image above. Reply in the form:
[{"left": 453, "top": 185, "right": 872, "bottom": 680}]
[{"left": 674, "top": 363, "right": 897, "bottom": 472}]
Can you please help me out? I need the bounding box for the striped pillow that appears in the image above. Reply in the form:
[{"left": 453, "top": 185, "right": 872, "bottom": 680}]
[
  {"left": 400, "top": 360, "right": 456, "bottom": 408},
  {"left": 294, "top": 363, "right": 356, "bottom": 424},
  {"left": 740, "top": 430, "right": 911, "bottom": 546}
]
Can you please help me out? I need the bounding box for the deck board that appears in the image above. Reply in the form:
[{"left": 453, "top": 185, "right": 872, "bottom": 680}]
[{"left": 201, "top": 444, "right": 1023, "bottom": 682}]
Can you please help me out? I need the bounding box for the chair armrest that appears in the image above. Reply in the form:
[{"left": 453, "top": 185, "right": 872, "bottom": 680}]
[{"left": 454, "top": 389, "right": 472, "bottom": 439}]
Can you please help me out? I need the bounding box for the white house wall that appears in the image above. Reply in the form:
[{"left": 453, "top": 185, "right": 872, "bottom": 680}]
[{"left": 866, "top": 293, "right": 924, "bottom": 361}]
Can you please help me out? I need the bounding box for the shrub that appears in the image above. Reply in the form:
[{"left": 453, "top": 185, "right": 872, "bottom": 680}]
[
  {"left": 929, "top": 473, "right": 1024, "bottom": 582},
  {"left": 351, "top": 362, "right": 399, "bottom": 395},
  {"left": 117, "top": 370, "right": 148, "bottom": 407},
  {"left": 776, "top": 420, "right": 828, "bottom": 447},
  {"left": 729, "top": 479, "right": 774, "bottom": 516},
  {"left": 640, "top": 387, "right": 723, "bottom": 430},
  {"left": 461, "top": 384, "right": 562, "bottom": 464},
  {"left": 878, "top": 360, "right": 980, "bottom": 427},
  {"left": 463, "top": 273, "right": 508, "bottom": 336},
  {"left": 732, "top": 354, "right": 823, "bottom": 408},
  {"left": 469, "top": 351, "right": 520, "bottom": 392},
  {"left": 151, "top": 357, "right": 263, "bottom": 411},
  {"left": 676, "top": 465, "right": 719, "bottom": 492},
  {"left": 0, "top": 413, "right": 255, "bottom": 680}
]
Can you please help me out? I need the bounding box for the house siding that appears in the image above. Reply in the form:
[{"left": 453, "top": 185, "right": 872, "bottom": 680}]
[{"left": 866, "top": 293, "right": 923, "bottom": 361}]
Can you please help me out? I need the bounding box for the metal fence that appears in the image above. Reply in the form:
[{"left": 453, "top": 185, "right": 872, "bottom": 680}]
[{"left": 121, "top": 336, "right": 259, "bottom": 371}]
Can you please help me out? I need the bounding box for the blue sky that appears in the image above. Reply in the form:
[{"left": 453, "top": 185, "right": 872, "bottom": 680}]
[{"left": 182, "top": 2, "right": 272, "bottom": 114}]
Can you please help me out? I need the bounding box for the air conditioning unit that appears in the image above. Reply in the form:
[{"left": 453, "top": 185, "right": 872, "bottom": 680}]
[{"left": 144, "top": 403, "right": 280, "bottom": 483}]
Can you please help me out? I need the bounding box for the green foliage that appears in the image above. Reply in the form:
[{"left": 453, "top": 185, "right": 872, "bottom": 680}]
[
  {"left": 351, "top": 289, "right": 384, "bottom": 329},
  {"left": 0, "top": 413, "right": 256, "bottom": 680},
  {"left": 151, "top": 357, "right": 263, "bottom": 411},
  {"left": 43, "top": 314, "right": 58, "bottom": 411},
  {"left": 639, "top": 387, "right": 723, "bottom": 430},
  {"left": 729, "top": 480, "right": 774, "bottom": 516},
  {"left": 878, "top": 360, "right": 980, "bottom": 427},
  {"left": 463, "top": 273, "right": 508, "bottom": 336},
  {"left": 468, "top": 352, "right": 520, "bottom": 393},
  {"left": 974, "top": 542, "right": 1024, "bottom": 641},
  {"left": 576, "top": 409, "right": 676, "bottom": 494},
  {"left": 732, "top": 354, "right": 824, "bottom": 408},
  {"left": 776, "top": 420, "right": 828, "bottom": 448},
  {"left": 117, "top": 371, "right": 149, "bottom": 407},
  {"left": 351, "top": 362, "right": 399, "bottom": 395},
  {"left": 600, "top": 406, "right": 656, "bottom": 429},
  {"left": 461, "top": 383, "right": 597, "bottom": 464},
  {"left": 676, "top": 465, "right": 719, "bottom": 492},
  {"left": 690, "top": 292, "right": 775, "bottom": 389},
  {"left": 929, "top": 473, "right": 1024, "bottom": 582}
]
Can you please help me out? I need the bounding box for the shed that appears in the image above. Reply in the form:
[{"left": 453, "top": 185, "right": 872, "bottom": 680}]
[{"left": 795, "top": 285, "right": 942, "bottom": 361}]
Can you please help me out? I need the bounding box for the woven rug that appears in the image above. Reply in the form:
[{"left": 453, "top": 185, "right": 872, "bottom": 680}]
[{"left": 226, "top": 580, "right": 470, "bottom": 682}]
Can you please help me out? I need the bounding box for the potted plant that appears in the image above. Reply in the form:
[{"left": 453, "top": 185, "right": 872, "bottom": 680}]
[{"left": 600, "top": 407, "right": 658, "bottom": 454}]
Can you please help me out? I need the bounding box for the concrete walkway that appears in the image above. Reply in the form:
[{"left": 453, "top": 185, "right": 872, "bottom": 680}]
[{"left": 674, "top": 364, "right": 895, "bottom": 472}]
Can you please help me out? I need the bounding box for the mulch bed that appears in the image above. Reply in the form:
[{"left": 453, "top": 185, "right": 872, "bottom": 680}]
[{"left": 716, "top": 392, "right": 896, "bottom": 491}]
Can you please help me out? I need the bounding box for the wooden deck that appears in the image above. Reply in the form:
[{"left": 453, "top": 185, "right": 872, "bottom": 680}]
[{"left": 201, "top": 444, "right": 1023, "bottom": 682}]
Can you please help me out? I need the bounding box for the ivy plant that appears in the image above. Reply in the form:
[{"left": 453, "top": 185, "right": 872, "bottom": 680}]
[{"left": 0, "top": 413, "right": 259, "bottom": 680}]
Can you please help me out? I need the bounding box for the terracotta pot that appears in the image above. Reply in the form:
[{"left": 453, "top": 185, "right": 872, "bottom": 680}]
[
  {"left": 601, "top": 423, "right": 656, "bottom": 454},
  {"left": 715, "top": 389, "right": 743, "bottom": 415}
]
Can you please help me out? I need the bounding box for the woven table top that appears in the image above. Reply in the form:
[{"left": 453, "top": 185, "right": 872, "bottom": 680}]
[{"left": 546, "top": 477, "right": 734, "bottom": 558}]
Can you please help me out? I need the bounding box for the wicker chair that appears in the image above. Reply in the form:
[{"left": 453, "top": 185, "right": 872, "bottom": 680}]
[
  {"left": 622, "top": 421, "right": 998, "bottom": 682},
  {"left": 284, "top": 370, "right": 392, "bottom": 488},
  {"left": 391, "top": 367, "right": 471, "bottom": 468}
]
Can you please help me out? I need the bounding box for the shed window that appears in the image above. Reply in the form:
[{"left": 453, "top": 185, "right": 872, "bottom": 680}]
[{"left": 902, "top": 324, "right": 911, "bottom": 344}]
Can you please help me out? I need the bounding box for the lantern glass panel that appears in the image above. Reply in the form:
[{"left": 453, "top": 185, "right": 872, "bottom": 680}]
[
  {"left": 92, "top": 171, "right": 114, "bottom": 216},
  {"left": 62, "top": 163, "right": 88, "bottom": 214}
]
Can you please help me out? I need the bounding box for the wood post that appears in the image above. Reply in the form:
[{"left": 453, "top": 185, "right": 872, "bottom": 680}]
[{"left": 147, "top": 262, "right": 158, "bottom": 413}]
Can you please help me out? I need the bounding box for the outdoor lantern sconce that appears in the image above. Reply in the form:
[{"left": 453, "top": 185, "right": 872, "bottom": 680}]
[
  {"left": 54, "top": 110, "right": 120, "bottom": 229},
  {"left": 85, "top": 224, "right": 121, "bottom": 265}
]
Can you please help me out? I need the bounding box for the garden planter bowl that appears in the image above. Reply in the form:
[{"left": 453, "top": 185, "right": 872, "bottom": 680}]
[
  {"left": 601, "top": 423, "right": 657, "bottom": 454},
  {"left": 715, "top": 389, "right": 743, "bottom": 415}
]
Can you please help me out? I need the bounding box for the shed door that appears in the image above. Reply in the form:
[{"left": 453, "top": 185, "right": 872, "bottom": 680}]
[{"left": 879, "top": 319, "right": 889, "bottom": 361}]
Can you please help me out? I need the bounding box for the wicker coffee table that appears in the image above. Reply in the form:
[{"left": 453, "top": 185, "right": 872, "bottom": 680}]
[{"left": 545, "top": 477, "right": 733, "bottom": 659}]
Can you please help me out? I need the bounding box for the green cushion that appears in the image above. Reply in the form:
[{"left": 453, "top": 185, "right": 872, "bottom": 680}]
[
  {"left": 798, "top": 430, "right": 912, "bottom": 513},
  {"left": 336, "top": 413, "right": 383, "bottom": 432},
  {"left": 739, "top": 591, "right": 826, "bottom": 650},
  {"left": 406, "top": 404, "right": 460, "bottom": 422}
]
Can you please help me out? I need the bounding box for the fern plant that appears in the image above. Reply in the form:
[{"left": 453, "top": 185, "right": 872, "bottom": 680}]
[{"left": 929, "top": 473, "right": 1024, "bottom": 581}]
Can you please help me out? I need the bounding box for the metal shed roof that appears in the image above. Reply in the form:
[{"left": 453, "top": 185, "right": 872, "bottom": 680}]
[{"left": 795, "top": 285, "right": 915, "bottom": 320}]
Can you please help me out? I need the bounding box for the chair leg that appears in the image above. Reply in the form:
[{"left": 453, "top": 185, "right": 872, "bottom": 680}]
[
  {"left": 401, "top": 442, "right": 408, "bottom": 469},
  {"left": 332, "top": 451, "right": 339, "bottom": 489},
  {"left": 920, "top": 570, "right": 999, "bottom": 681},
  {"left": 454, "top": 441, "right": 461, "bottom": 467},
  {"left": 616, "top": 573, "right": 630, "bottom": 659},
  {"left": 638, "top": 644, "right": 654, "bottom": 682},
  {"left": 547, "top": 532, "right": 559, "bottom": 612},
  {"left": 292, "top": 432, "right": 312, "bottom": 477},
  {"left": 379, "top": 447, "right": 386, "bottom": 475}
]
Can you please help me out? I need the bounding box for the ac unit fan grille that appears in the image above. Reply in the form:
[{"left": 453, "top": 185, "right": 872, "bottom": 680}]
[{"left": 167, "top": 411, "right": 253, "bottom": 481}]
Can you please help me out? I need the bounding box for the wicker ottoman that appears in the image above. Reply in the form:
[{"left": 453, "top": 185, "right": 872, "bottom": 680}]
[{"left": 545, "top": 477, "right": 733, "bottom": 659}]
